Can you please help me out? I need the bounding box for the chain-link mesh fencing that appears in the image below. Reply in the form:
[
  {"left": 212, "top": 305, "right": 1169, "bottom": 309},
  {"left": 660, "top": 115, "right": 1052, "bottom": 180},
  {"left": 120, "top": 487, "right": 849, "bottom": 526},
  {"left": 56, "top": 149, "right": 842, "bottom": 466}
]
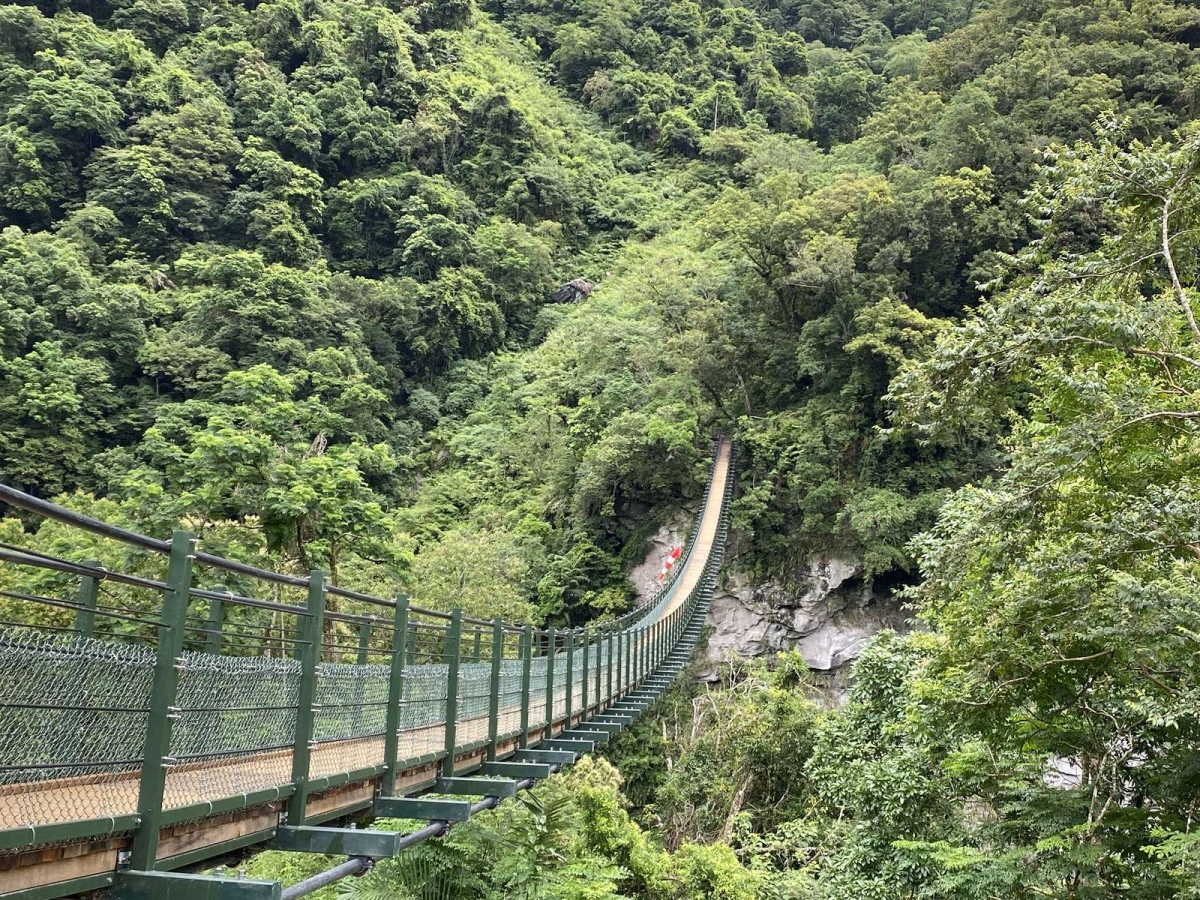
[
  {"left": 310, "top": 661, "right": 391, "bottom": 779},
  {"left": 571, "top": 642, "right": 584, "bottom": 714},
  {"left": 396, "top": 663, "right": 449, "bottom": 763},
  {"left": 527, "top": 656, "right": 548, "bottom": 730},
  {"left": 454, "top": 661, "right": 491, "bottom": 748},
  {"left": 496, "top": 657, "right": 524, "bottom": 739},
  {"left": 164, "top": 652, "right": 300, "bottom": 810},
  {"left": 551, "top": 648, "right": 567, "bottom": 723},
  {"left": 0, "top": 631, "right": 153, "bottom": 828}
]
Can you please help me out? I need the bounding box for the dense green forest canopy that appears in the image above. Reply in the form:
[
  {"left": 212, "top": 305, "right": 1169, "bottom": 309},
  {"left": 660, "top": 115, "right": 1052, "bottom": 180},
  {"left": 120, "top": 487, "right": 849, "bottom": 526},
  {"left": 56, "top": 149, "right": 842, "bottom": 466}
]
[
  {"left": 5, "top": 0, "right": 1198, "bottom": 615},
  {"left": 3, "top": 0, "right": 1200, "bottom": 894}
]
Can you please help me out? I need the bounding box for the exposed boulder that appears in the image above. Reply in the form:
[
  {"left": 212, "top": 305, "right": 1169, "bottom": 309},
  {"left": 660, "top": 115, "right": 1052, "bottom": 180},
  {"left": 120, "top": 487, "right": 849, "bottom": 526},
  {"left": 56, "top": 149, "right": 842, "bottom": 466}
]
[
  {"left": 696, "top": 559, "right": 908, "bottom": 678},
  {"left": 626, "top": 521, "right": 908, "bottom": 696},
  {"left": 628, "top": 533, "right": 908, "bottom": 689},
  {"left": 550, "top": 278, "right": 595, "bottom": 303}
]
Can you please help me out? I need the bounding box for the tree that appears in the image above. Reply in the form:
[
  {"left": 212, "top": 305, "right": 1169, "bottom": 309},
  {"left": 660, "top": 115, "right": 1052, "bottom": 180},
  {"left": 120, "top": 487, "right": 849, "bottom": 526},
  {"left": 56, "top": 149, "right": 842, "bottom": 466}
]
[
  {"left": 0, "top": 340, "right": 116, "bottom": 495},
  {"left": 115, "top": 365, "right": 402, "bottom": 582},
  {"left": 888, "top": 120, "right": 1200, "bottom": 900},
  {"left": 411, "top": 526, "right": 537, "bottom": 622}
]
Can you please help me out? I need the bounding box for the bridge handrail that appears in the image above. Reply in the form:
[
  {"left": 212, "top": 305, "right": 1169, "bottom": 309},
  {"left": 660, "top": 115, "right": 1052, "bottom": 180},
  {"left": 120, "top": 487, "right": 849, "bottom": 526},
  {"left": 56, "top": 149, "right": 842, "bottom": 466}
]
[{"left": 0, "top": 438, "right": 726, "bottom": 633}]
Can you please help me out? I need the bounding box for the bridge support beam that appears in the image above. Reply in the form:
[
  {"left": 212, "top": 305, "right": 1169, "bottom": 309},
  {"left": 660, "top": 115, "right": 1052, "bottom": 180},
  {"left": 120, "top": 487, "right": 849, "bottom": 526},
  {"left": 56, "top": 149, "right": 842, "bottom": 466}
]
[
  {"left": 116, "top": 870, "right": 281, "bottom": 900},
  {"left": 436, "top": 777, "right": 519, "bottom": 798},
  {"left": 513, "top": 748, "right": 575, "bottom": 764},
  {"left": 545, "top": 738, "right": 594, "bottom": 753},
  {"left": 561, "top": 728, "right": 609, "bottom": 744},
  {"left": 480, "top": 760, "right": 553, "bottom": 779},
  {"left": 375, "top": 797, "right": 474, "bottom": 822},
  {"left": 270, "top": 825, "right": 410, "bottom": 858}
]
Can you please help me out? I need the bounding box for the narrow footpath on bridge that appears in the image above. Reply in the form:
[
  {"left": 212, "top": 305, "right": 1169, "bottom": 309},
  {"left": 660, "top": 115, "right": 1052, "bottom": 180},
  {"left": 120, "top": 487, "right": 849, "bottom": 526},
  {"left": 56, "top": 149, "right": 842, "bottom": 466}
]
[{"left": 0, "top": 439, "right": 735, "bottom": 900}]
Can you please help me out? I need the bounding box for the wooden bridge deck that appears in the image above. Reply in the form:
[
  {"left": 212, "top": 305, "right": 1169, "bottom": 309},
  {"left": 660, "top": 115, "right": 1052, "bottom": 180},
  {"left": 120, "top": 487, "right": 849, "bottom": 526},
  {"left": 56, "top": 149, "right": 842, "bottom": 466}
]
[{"left": 664, "top": 438, "right": 731, "bottom": 619}]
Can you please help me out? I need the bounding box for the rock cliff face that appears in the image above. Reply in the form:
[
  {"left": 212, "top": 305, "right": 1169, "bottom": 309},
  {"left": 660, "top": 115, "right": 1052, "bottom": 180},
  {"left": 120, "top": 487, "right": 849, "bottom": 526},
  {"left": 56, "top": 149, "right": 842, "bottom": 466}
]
[
  {"left": 699, "top": 561, "right": 908, "bottom": 678},
  {"left": 628, "top": 519, "right": 907, "bottom": 685}
]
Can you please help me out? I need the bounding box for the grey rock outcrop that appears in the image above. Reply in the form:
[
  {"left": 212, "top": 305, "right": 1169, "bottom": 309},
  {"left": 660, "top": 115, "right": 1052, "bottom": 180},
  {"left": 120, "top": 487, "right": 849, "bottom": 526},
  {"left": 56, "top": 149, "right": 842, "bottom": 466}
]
[
  {"left": 624, "top": 518, "right": 902, "bottom": 686},
  {"left": 629, "top": 535, "right": 906, "bottom": 682},
  {"left": 697, "top": 559, "right": 906, "bottom": 677}
]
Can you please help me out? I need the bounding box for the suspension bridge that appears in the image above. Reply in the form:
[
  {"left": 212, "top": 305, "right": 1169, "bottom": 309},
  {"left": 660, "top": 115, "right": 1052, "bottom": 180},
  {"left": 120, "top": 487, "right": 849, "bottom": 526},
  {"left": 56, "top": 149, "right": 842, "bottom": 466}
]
[{"left": 0, "top": 439, "right": 735, "bottom": 899}]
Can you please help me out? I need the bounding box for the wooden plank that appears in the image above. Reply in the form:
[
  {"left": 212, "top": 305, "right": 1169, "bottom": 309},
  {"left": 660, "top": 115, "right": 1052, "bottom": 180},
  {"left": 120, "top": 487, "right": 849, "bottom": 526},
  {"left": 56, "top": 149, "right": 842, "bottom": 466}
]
[
  {"left": 305, "top": 782, "right": 375, "bottom": 821},
  {"left": 0, "top": 840, "right": 119, "bottom": 893},
  {"left": 156, "top": 806, "right": 279, "bottom": 862}
]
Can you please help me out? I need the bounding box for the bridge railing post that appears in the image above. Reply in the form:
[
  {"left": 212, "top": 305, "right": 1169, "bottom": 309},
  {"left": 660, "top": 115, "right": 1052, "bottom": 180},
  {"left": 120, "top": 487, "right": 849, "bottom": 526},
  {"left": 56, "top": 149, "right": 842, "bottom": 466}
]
[
  {"left": 600, "top": 624, "right": 609, "bottom": 710},
  {"left": 615, "top": 627, "right": 623, "bottom": 698},
  {"left": 576, "top": 628, "right": 585, "bottom": 715},
  {"left": 381, "top": 595, "right": 409, "bottom": 796},
  {"left": 631, "top": 628, "right": 638, "bottom": 686},
  {"left": 630, "top": 629, "right": 636, "bottom": 687},
  {"left": 631, "top": 629, "right": 638, "bottom": 688},
  {"left": 564, "top": 629, "right": 575, "bottom": 726},
  {"left": 486, "top": 616, "right": 503, "bottom": 760},
  {"left": 406, "top": 614, "right": 417, "bottom": 665},
  {"left": 204, "top": 592, "right": 226, "bottom": 655},
  {"left": 652, "top": 620, "right": 659, "bottom": 672},
  {"left": 357, "top": 619, "right": 371, "bottom": 665},
  {"left": 545, "top": 627, "right": 557, "bottom": 736},
  {"left": 634, "top": 628, "right": 639, "bottom": 685},
  {"left": 604, "top": 627, "right": 612, "bottom": 702},
  {"left": 442, "top": 609, "right": 463, "bottom": 777},
  {"left": 285, "top": 570, "right": 326, "bottom": 825},
  {"left": 74, "top": 559, "right": 101, "bottom": 640},
  {"left": 128, "top": 530, "right": 195, "bottom": 871},
  {"left": 350, "top": 616, "right": 372, "bottom": 736},
  {"left": 519, "top": 624, "right": 533, "bottom": 748},
  {"left": 650, "top": 621, "right": 657, "bottom": 674}
]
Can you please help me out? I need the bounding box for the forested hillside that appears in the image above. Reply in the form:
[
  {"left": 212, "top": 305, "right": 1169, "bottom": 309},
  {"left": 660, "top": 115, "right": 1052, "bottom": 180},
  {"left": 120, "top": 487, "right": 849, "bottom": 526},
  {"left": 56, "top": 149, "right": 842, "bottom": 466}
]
[
  {"left": 0, "top": 0, "right": 673, "bottom": 625},
  {"left": 3, "top": 0, "right": 1200, "bottom": 894}
]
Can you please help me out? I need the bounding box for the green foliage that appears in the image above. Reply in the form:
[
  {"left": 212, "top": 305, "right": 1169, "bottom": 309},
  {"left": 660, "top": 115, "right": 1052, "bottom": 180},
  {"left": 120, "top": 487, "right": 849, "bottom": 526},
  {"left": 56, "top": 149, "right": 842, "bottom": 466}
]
[
  {"left": 411, "top": 526, "right": 539, "bottom": 621},
  {"left": 0, "top": 0, "right": 683, "bottom": 621},
  {"left": 639, "top": 117, "right": 1200, "bottom": 900},
  {"left": 330, "top": 757, "right": 766, "bottom": 900},
  {"left": 7, "top": 0, "right": 1200, "bottom": 893},
  {"left": 656, "top": 654, "right": 821, "bottom": 847}
]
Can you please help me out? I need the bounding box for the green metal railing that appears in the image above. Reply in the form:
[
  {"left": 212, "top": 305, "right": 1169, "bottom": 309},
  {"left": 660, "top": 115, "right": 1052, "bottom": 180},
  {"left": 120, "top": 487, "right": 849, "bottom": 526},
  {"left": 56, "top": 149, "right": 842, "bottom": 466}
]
[{"left": 0, "top": 438, "right": 736, "bottom": 900}]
